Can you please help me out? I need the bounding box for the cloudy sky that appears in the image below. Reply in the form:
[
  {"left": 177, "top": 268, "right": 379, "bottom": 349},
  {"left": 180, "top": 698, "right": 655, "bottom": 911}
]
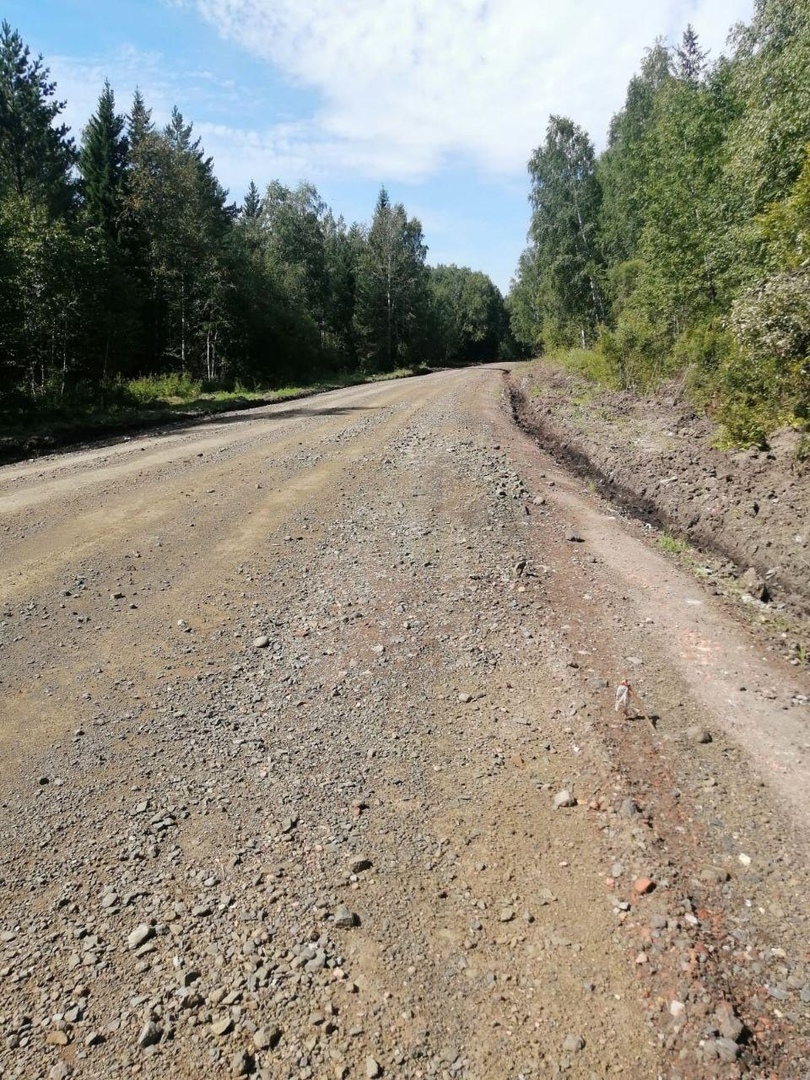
[{"left": 6, "top": 0, "right": 753, "bottom": 291}]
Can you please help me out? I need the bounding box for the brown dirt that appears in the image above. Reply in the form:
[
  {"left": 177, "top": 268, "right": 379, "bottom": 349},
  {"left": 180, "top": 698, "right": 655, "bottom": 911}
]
[
  {"left": 508, "top": 360, "right": 810, "bottom": 623},
  {"left": 1, "top": 365, "right": 809, "bottom": 1080}
]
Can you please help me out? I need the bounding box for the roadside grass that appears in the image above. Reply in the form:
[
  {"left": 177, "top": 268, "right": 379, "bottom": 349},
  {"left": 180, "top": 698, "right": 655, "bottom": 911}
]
[
  {"left": 658, "top": 531, "right": 689, "bottom": 555},
  {"left": 0, "top": 365, "right": 429, "bottom": 459}
]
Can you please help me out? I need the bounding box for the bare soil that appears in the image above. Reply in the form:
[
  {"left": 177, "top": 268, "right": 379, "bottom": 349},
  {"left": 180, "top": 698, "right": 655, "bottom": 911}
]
[
  {"left": 1, "top": 365, "right": 809, "bottom": 1080},
  {"left": 509, "top": 361, "right": 810, "bottom": 624}
]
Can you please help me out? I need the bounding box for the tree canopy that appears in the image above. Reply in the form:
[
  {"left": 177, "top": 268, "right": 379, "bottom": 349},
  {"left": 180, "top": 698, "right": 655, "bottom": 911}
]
[
  {"left": 0, "top": 28, "right": 510, "bottom": 413},
  {"left": 510, "top": 3, "right": 810, "bottom": 442}
]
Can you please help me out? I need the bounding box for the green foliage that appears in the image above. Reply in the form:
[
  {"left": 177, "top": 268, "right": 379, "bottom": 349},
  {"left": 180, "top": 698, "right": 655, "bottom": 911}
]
[
  {"left": 0, "top": 192, "right": 98, "bottom": 392},
  {"left": 510, "top": 7, "right": 810, "bottom": 443},
  {"left": 427, "top": 264, "right": 509, "bottom": 364},
  {"left": 659, "top": 532, "right": 689, "bottom": 554},
  {"left": 758, "top": 140, "right": 810, "bottom": 269},
  {"left": 724, "top": 0, "right": 810, "bottom": 219},
  {"left": 354, "top": 188, "right": 429, "bottom": 372},
  {"left": 598, "top": 43, "right": 671, "bottom": 266},
  {"left": 727, "top": 271, "right": 810, "bottom": 428},
  {"left": 507, "top": 247, "right": 544, "bottom": 352},
  {"left": 79, "top": 81, "right": 128, "bottom": 235},
  {"left": 524, "top": 116, "right": 606, "bottom": 346},
  {"left": 597, "top": 310, "right": 671, "bottom": 391},
  {"left": 127, "top": 372, "right": 203, "bottom": 403},
  {"left": 548, "top": 346, "right": 617, "bottom": 386},
  {"left": 632, "top": 62, "right": 733, "bottom": 336},
  {"left": 0, "top": 21, "right": 75, "bottom": 214}
]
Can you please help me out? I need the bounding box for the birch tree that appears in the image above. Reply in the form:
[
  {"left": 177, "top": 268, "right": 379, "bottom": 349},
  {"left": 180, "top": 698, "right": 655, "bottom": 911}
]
[{"left": 526, "top": 116, "right": 605, "bottom": 346}]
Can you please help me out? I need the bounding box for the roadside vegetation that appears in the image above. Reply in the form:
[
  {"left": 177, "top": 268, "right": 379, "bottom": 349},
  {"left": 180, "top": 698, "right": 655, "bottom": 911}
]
[
  {"left": 0, "top": 21, "right": 513, "bottom": 444},
  {"left": 508, "top": 0, "right": 810, "bottom": 447},
  {"left": 0, "top": 367, "right": 428, "bottom": 456}
]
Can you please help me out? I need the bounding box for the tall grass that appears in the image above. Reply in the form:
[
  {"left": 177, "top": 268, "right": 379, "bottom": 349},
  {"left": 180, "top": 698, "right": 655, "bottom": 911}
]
[{"left": 127, "top": 372, "right": 203, "bottom": 404}]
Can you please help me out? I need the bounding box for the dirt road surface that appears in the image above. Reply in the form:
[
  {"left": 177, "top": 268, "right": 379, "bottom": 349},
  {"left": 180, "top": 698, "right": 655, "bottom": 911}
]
[{"left": 1, "top": 366, "right": 809, "bottom": 1080}]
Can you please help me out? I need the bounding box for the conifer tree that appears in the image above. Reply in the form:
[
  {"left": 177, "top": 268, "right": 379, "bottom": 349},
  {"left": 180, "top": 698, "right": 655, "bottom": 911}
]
[
  {"left": 0, "top": 21, "right": 75, "bottom": 215},
  {"left": 128, "top": 89, "right": 153, "bottom": 149},
  {"left": 79, "top": 80, "right": 128, "bottom": 236},
  {"left": 354, "top": 188, "right": 428, "bottom": 371},
  {"left": 242, "top": 180, "right": 261, "bottom": 219},
  {"left": 674, "top": 24, "right": 709, "bottom": 84}
]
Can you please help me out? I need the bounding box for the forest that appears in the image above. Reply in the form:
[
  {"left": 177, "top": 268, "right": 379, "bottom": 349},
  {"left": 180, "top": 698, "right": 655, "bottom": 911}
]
[
  {"left": 0, "top": 19, "right": 510, "bottom": 427},
  {"left": 511, "top": 0, "right": 810, "bottom": 445},
  {"left": 1, "top": 0, "right": 809, "bottom": 446}
]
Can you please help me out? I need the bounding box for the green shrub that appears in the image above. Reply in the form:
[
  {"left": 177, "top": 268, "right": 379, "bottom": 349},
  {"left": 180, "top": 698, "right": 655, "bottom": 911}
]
[
  {"left": 597, "top": 310, "right": 671, "bottom": 391},
  {"left": 549, "top": 346, "right": 617, "bottom": 386},
  {"left": 128, "top": 372, "right": 203, "bottom": 404}
]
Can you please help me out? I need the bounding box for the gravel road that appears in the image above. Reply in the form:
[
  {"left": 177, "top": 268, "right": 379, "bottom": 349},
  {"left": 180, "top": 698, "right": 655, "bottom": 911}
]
[{"left": 1, "top": 366, "right": 809, "bottom": 1080}]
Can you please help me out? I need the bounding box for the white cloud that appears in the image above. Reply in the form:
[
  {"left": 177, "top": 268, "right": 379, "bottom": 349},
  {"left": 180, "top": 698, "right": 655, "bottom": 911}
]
[
  {"left": 52, "top": 47, "right": 191, "bottom": 142},
  {"left": 191, "top": 0, "right": 753, "bottom": 179},
  {"left": 48, "top": 0, "right": 754, "bottom": 213}
]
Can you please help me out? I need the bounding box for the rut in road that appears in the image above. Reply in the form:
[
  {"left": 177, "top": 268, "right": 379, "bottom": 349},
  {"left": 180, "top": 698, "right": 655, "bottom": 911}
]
[{"left": 1, "top": 366, "right": 809, "bottom": 1080}]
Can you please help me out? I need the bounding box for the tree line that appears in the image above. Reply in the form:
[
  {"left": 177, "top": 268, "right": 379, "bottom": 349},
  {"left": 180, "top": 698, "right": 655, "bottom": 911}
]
[
  {"left": 509, "top": 0, "right": 810, "bottom": 443},
  {"left": 0, "top": 21, "right": 511, "bottom": 412}
]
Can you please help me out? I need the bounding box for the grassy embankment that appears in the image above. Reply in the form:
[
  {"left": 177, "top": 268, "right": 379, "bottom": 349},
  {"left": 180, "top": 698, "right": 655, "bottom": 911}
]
[
  {"left": 528, "top": 344, "right": 809, "bottom": 451},
  {"left": 0, "top": 367, "right": 427, "bottom": 462}
]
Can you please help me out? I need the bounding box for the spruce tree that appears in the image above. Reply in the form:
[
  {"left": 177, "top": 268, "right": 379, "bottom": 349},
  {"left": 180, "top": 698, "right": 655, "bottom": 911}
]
[
  {"left": 128, "top": 88, "right": 153, "bottom": 148},
  {"left": 674, "top": 25, "right": 709, "bottom": 84},
  {"left": 354, "top": 187, "right": 428, "bottom": 371},
  {"left": 79, "top": 80, "right": 128, "bottom": 236},
  {"left": 0, "top": 21, "right": 75, "bottom": 214},
  {"left": 242, "top": 180, "right": 261, "bottom": 219}
]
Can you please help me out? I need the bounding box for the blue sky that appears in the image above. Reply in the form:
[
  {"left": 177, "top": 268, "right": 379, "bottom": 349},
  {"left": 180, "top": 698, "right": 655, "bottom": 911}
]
[{"left": 5, "top": 0, "right": 753, "bottom": 293}]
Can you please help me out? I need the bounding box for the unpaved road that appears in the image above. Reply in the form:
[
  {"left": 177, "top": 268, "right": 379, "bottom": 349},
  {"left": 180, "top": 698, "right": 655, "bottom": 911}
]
[{"left": 1, "top": 366, "right": 809, "bottom": 1080}]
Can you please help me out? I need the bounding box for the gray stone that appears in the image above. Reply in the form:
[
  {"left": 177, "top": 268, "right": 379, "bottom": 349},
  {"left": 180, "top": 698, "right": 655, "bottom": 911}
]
[
  {"left": 699, "top": 865, "right": 730, "bottom": 885},
  {"left": 253, "top": 1026, "right": 281, "bottom": 1051},
  {"left": 136, "top": 1021, "right": 162, "bottom": 1049},
  {"left": 499, "top": 907, "right": 515, "bottom": 923},
  {"left": 334, "top": 904, "right": 359, "bottom": 928},
  {"left": 553, "top": 790, "right": 576, "bottom": 809},
  {"left": 563, "top": 1034, "right": 585, "bottom": 1053},
  {"left": 231, "top": 1050, "right": 251, "bottom": 1076},
  {"left": 305, "top": 951, "right": 327, "bottom": 973},
  {"left": 715, "top": 1002, "right": 744, "bottom": 1042},
  {"left": 253, "top": 635, "right": 270, "bottom": 648},
  {"left": 127, "top": 924, "right": 154, "bottom": 950},
  {"left": 704, "top": 1037, "right": 741, "bottom": 1063},
  {"left": 686, "top": 725, "right": 713, "bottom": 745},
  {"left": 211, "top": 1017, "right": 234, "bottom": 1037},
  {"left": 740, "top": 567, "right": 769, "bottom": 602},
  {"left": 366, "top": 1056, "right": 382, "bottom": 1078}
]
